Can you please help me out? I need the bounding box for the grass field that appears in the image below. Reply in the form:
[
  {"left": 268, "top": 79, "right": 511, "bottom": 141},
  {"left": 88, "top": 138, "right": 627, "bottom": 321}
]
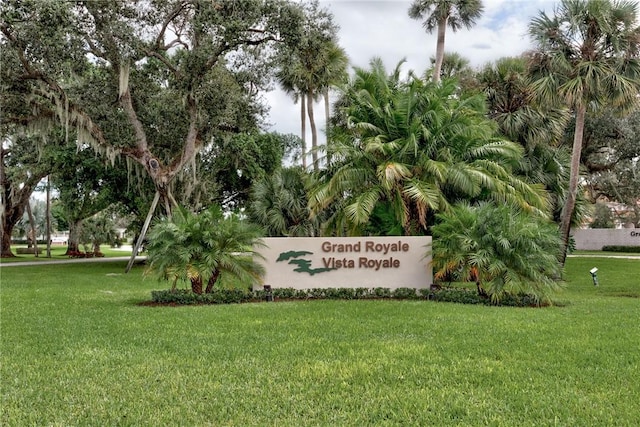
[{"left": 1, "top": 256, "right": 639, "bottom": 426}]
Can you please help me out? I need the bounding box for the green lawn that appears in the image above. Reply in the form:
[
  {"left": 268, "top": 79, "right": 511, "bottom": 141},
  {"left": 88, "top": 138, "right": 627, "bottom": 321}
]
[{"left": 1, "top": 256, "right": 639, "bottom": 426}]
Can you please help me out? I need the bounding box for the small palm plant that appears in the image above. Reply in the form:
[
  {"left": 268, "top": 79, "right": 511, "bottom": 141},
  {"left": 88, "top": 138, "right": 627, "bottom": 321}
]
[
  {"left": 79, "top": 213, "right": 117, "bottom": 256},
  {"left": 431, "top": 202, "right": 564, "bottom": 304},
  {"left": 145, "top": 205, "right": 265, "bottom": 294}
]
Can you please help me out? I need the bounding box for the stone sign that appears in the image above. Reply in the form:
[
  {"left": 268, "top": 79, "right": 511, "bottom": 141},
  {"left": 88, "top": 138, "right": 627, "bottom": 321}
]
[{"left": 256, "top": 236, "right": 432, "bottom": 290}]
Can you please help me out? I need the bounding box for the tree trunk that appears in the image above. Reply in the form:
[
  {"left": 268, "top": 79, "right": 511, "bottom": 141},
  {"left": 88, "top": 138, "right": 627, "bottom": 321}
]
[
  {"left": 191, "top": 276, "right": 203, "bottom": 295},
  {"left": 205, "top": 269, "right": 221, "bottom": 293},
  {"left": 126, "top": 191, "right": 160, "bottom": 273},
  {"left": 45, "top": 175, "right": 51, "bottom": 257},
  {"left": 324, "top": 88, "right": 331, "bottom": 166},
  {"left": 0, "top": 152, "right": 40, "bottom": 257},
  {"left": 1, "top": 221, "right": 16, "bottom": 258},
  {"left": 476, "top": 281, "right": 488, "bottom": 298},
  {"left": 0, "top": 148, "right": 12, "bottom": 257},
  {"left": 559, "top": 104, "right": 586, "bottom": 265},
  {"left": 433, "top": 16, "right": 448, "bottom": 83},
  {"left": 66, "top": 220, "right": 81, "bottom": 254},
  {"left": 25, "top": 201, "right": 39, "bottom": 257},
  {"left": 307, "top": 90, "right": 319, "bottom": 172},
  {"left": 300, "top": 93, "right": 307, "bottom": 169}
]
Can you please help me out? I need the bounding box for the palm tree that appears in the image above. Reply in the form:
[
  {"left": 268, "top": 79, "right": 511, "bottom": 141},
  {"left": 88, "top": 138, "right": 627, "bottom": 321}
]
[
  {"left": 79, "top": 212, "right": 117, "bottom": 256},
  {"left": 431, "top": 202, "right": 564, "bottom": 303},
  {"left": 299, "top": 40, "right": 348, "bottom": 172},
  {"left": 145, "top": 206, "right": 265, "bottom": 294},
  {"left": 248, "top": 167, "right": 322, "bottom": 237},
  {"left": 276, "top": 59, "right": 308, "bottom": 169},
  {"left": 408, "top": 0, "right": 484, "bottom": 83},
  {"left": 428, "top": 51, "right": 478, "bottom": 92},
  {"left": 476, "top": 56, "right": 587, "bottom": 226},
  {"left": 312, "top": 59, "right": 549, "bottom": 236},
  {"left": 320, "top": 42, "right": 349, "bottom": 166},
  {"left": 276, "top": 1, "right": 346, "bottom": 172},
  {"left": 528, "top": 0, "right": 640, "bottom": 264}
]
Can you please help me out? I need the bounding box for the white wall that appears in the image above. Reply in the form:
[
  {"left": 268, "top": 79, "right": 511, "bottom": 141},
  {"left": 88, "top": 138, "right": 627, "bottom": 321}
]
[{"left": 572, "top": 229, "right": 640, "bottom": 250}]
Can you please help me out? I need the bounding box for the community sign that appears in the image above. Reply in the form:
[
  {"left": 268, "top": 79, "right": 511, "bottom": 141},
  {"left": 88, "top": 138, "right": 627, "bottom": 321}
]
[{"left": 257, "top": 236, "right": 432, "bottom": 290}]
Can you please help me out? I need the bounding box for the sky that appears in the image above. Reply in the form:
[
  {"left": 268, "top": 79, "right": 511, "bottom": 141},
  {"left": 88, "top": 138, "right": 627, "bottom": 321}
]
[{"left": 263, "top": 0, "right": 559, "bottom": 137}]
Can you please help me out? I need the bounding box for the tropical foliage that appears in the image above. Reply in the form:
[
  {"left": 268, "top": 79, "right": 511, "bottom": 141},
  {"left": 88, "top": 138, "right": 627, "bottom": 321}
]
[
  {"left": 431, "top": 202, "right": 564, "bottom": 303},
  {"left": 145, "top": 206, "right": 265, "bottom": 294},
  {"left": 477, "top": 56, "right": 590, "bottom": 228},
  {"left": 313, "top": 59, "right": 548, "bottom": 236},
  {"left": 79, "top": 213, "right": 117, "bottom": 255},
  {"left": 248, "top": 167, "right": 322, "bottom": 237},
  {"left": 528, "top": 0, "right": 640, "bottom": 263}
]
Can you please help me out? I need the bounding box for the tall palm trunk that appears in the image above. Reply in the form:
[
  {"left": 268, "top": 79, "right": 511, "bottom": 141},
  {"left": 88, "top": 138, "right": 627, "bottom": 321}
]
[
  {"left": 324, "top": 88, "right": 331, "bottom": 165},
  {"left": 433, "top": 16, "right": 448, "bottom": 83},
  {"left": 300, "top": 93, "right": 307, "bottom": 169},
  {"left": 307, "top": 90, "right": 319, "bottom": 171},
  {"left": 559, "top": 104, "right": 586, "bottom": 265}
]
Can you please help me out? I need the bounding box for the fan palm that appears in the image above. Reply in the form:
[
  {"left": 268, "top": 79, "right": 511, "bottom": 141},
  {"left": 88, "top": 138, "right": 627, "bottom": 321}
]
[
  {"left": 409, "top": 0, "right": 484, "bottom": 83},
  {"left": 313, "top": 59, "right": 549, "bottom": 236},
  {"left": 477, "top": 56, "right": 592, "bottom": 226},
  {"left": 528, "top": 0, "right": 640, "bottom": 264},
  {"left": 248, "top": 167, "right": 322, "bottom": 237},
  {"left": 145, "top": 206, "right": 265, "bottom": 294}
]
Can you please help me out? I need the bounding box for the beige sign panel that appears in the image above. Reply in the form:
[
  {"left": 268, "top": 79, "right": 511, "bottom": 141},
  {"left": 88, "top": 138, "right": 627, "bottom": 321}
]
[{"left": 257, "top": 236, "right": 432, "bottom": 290}]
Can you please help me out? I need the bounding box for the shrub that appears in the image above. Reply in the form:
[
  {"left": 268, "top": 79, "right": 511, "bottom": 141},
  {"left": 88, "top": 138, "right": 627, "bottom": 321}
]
[
  {"left": 372, "top": 287, "right": 392, "bottom": 298},
  {"left": 151, "top": 289, "right": 252, "bottom": 305},
  {"left": 149, "top": 287, "right": 544, "bottom": 307},
  {"left": 602, "top": 245, "right": 640, "bottom": 253},
  {"left": 430, "top": 288, "right": 486, "bottom": 305},
  {"left": 145, "top": 205, "right": 265, "bottom": 295},
  {"left": 272, "top": 288, "right": 298, "bottom": 299},
  {"left": 392, "top": 287, "right": 419, "bottom": 299},
  {"left": 431, "top": 202, "right": 564, "bottom": 304}
]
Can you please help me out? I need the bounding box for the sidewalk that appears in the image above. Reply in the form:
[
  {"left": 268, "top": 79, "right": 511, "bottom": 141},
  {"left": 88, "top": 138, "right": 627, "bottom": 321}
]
[{"left": 0, "top": 255, "right": 146, "bottom": 267}]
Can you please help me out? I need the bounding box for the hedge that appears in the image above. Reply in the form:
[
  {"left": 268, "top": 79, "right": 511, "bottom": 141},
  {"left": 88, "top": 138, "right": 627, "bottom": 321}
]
[
  {"left": 150, "top": 287, "right": 547, "bottom": 307},
  {"left": 601, "top": 245, "right": 640, "bottom": 253}
]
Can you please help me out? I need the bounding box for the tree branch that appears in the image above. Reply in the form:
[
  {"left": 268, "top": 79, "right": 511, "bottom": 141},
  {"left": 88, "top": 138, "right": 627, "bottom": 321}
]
[{"left": 155, "top": 1, "right": 190, "bottom": 50}]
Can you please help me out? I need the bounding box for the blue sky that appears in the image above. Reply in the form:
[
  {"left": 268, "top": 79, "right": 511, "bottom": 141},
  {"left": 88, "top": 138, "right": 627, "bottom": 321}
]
[{"left": 264, "top": 0, "right": 559, "bottom": 137}]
